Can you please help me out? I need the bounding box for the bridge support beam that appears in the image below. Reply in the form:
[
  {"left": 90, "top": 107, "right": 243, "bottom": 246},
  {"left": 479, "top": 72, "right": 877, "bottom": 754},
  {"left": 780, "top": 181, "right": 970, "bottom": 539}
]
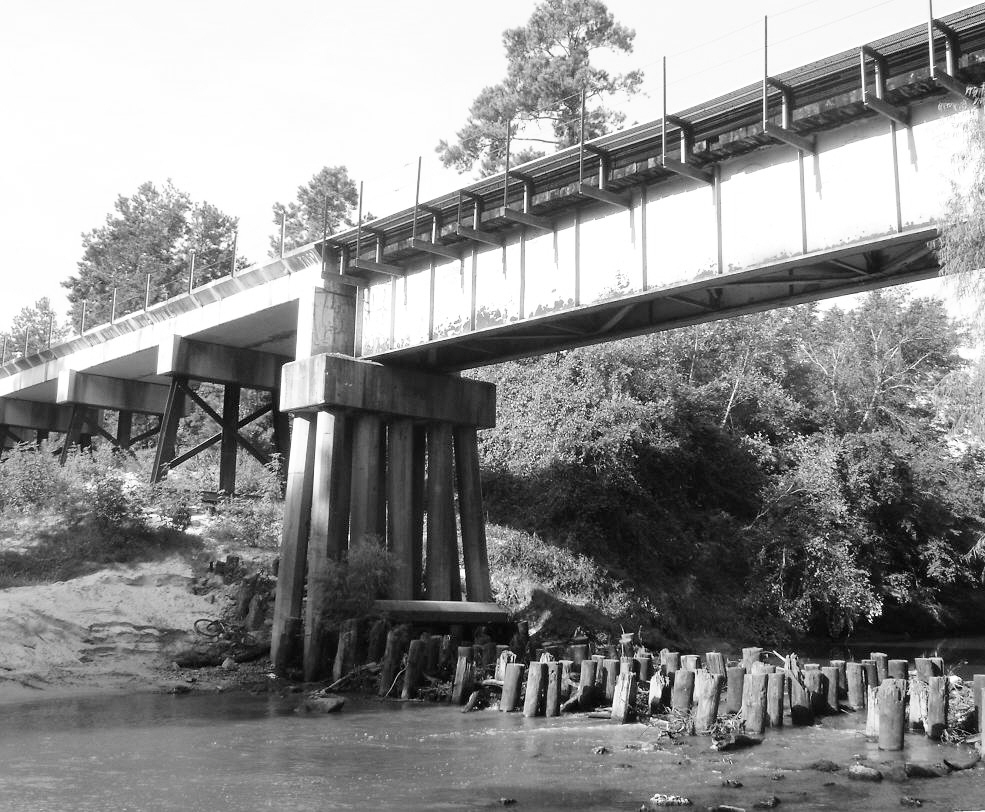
[{"left": 273, "top": 351, "right": 496, "bottom": 677}]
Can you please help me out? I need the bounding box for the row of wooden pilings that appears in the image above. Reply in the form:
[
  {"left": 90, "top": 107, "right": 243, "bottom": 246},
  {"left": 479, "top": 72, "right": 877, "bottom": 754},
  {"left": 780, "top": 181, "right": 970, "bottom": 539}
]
[{"left": 348, "top": 625, "right": 985, "bottom": 751}]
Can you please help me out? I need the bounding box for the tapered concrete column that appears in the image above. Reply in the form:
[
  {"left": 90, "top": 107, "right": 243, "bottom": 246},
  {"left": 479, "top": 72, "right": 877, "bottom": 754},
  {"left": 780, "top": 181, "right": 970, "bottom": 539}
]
[
  {"left": 454, "top": 426, "right": 492, "bottom": 602},
  {"left": 303, "top": 410, "right": 352, "bottom": 681},
  {"left": 387, "top": 419, "right": 425, "bottom": 599},
  {"left": 349, "top": 415, "right": 385, "bottom": 545},
  {"left": 271, "top": 413, "right": 318, "bottom": 674},
  {"left": 219, "top": 384, "right": 241, "bottom": 495},
  {"left": 426, "top": 423, "right": 460, "bottom": 601}
]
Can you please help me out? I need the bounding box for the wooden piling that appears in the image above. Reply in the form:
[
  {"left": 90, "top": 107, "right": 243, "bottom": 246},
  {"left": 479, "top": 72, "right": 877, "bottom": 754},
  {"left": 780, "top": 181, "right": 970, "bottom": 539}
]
[
  {"left": 366, "top": 618, "right": 389, "bottom": 665},
  {"left": 671, "top": 668, "right": 695, "bottom": 712},
  {"left": 864, "top": 685, "right": 880, "bottom": 738},
  {"left": 481, "top": 641, "right": 498, "bottom": 669},
  {"left": 332, "top": 618, "right": 361, "bottom": 683},
  {"left": 578, "top": 659, "right": 598, "bottom": 710},
  {"left": 742, "top": 673, "right": 768, "bottom": 734},
  {"left": 821, "top": 666, "right": 840, "bottom": 714},
  {"left": 742, "top": 647, "right": 763, "bottom": 673},
  {"left": 877, "top": 679, "right": 907, "bottom": 751},
  {"left": 846, "top": 661, "right": 866, "bottom": 710},
  {"left": 830, "top": 659, "right": 847, "bottom": 697},
  {"left": 559, "top": 659, "right": 574, "bottom": 701},
  {"left": 789, "top": 671, "right": 814, "bottom": 726},
  {"left": 545, "top": 661, "right": 563, "bottom": 717},
  {"left": 601, "top": 658, "right": 620, "bottom": 703},
  {"left": 766, "top": 671, "right": 785, "bottom": 727},
  {"left": 378, "top": 627, "right": 409, "bottom": 697},
  {"left": 495, "top": 649, "right": 516, "bottom": 682},
  {"left": 861, "top": 659, "right": 878, "bottom": 691},
  {"left": 621, "top": 656, "right": 640, "bottom": 676},
  {"left": 705, "top": 652, "right": 726, "bottom": 676},
  {"left": 803, "top": 668, "right": 825, "bottom": 715},
  {"left": 694, "top": 671, "right": 724, "bottom": 731},
  {"left": 524, "top": 662, "right": 548, "bottom": 717},
  {"left": 870, "top": 652, "right": 889, "bottom": 684},
  {"left": 611, "top": 672, "right": 639, "bottom": 723},
  {"left": 752, "top": 662, "right": 775, "bottom": 675},
  {"left": 915, "top": 657, "right": 941, "bottom": 680},
  {"left": 501, "top": 662, "right": 525, "bottom": 711},
  {"left": 973, "top": 674, "right": 985, "bottom": 724},
  {"left": 648, "top": 672, "right": 665, "bottom": 714},
  {"left": 925, "top": 675, "right": 947, "bottom": 740},
  {"left": 908, "top": 675, "right": 925, "bottom": 732},
  {"left": 725, "top": 666, "right": 745, "bottom": 714},
  {"left": 887, "top": 659, "right": 908, "bottom": 680},
  {"left": 635, "top": 654, "right": 654, "bottom": 681},
  {"left": 451, "top": 653, "right": 475, "bottom": 705},
  {"left": 682, "top": 654, "right": 701, "bottom": 671},
  {"left": 663, "top": 652, "right": 681, "bottom": 673},
  {"left": 424, "top": 634, "right": 442, "bottom": 675},
  {"left": 402, "top": 639, "right": 427, "bottom": 700}
]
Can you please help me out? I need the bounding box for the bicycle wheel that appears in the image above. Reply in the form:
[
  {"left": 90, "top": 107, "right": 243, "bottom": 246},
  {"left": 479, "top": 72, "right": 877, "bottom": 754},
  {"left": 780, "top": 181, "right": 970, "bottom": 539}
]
[{"left": 193, "top": 618, "right": 224, "bottom": 639}]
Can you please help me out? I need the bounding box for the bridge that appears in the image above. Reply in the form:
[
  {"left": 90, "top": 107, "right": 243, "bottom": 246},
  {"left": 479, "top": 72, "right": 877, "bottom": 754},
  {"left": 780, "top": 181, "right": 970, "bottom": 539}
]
[{"left": 2, "top": 5, "right": 984, "bottom": 676}]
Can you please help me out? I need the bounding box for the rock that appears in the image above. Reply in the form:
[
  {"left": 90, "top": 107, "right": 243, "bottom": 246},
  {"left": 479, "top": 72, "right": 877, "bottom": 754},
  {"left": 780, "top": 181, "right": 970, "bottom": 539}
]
[
  {"left": 753, "top": 797, "right": 780, "bottom": 809},
  {"left": 159, "top": 682, "right": 192, "bottom": 695},
  {"left": 221, "top": 657, "right": 238, "bottom": 671},
  {"left": 298, "top": 694, "right": 346, "bottom": 714},
  {"left": 721, "top": 779, "right": 743, "bottom": 788},
  {"left": 899, "top": 799, "right": 923, "bottom": 808},
  {"left": 884, "top": 766, "right": 908, "bottom": 783},
  {"left": 642, "top": 794, "right": 692, "bottom": 808},
  {"left": 172, "top": 648, "right": 225, "bottom": 669},
  {"left": 711, "top": 735, "right": 762, "bottom": 752},
  {"left": 498, "top": 800, "right": 517, "bottom": 807},
  {"left": 807, "top": 760, "right": 840, "bottom": 773},
  {"left": 847, "top": 764, "right": 883, "bottom": 782},
  {"left": 709, "top": 807, "right": 746, "bottom": 812},
  {"left": 942, "top": 752, "right": 980, "bottom": 771},
  {"left": 592, "top": 746, "right": 611, "bottom": 755},
  {"left": 903, "top": 763, "right": 948, "bottom": 779}
]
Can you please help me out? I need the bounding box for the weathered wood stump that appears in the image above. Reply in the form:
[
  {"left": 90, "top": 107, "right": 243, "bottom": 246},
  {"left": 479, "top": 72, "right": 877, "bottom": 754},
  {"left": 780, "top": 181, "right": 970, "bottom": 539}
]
[
  {"left": 829, "top": 659, "right": 847, "bottom": 697},
  {"left": 681, "top": 654, "right": 701, "bottom": 672},
  {"left": 671, "top": 668, "right": 695, "bottom": 712},
  {"left": 789, "top": 670, "right": 814, "bottom": 726},
  {"left": 864, "top": 685, "right": 880, "bottom": 737},
  {"left": 366, "top": 618, "right": 389, "bottom": 665},
  {"left": 861, "top": 659, "right": 878, "bottom": 690},
  {"left": 558, "top": 659, "right": 574, "bottom": 701},
  {"left": 524, "top": 662, "right": 548, "bottom": 717},
  {"left": 742, "top": 672, "right": 768, "bottom": 734},
  {"left": 577, "top": 659, "right": 598, "bottom": 710},
  {"left": 705, "top": 652, "right": 726, "bottom": 676},
  {"left": 545, "top": 661, "right": 563, "bottom": 717},
  {"left": 877, "top": 679, "right": 908, "bottom": 751},
  {"left": 601, "top": 658, "right": 620, "bottom": 703},
  {"left": 803, "top": 668, "right": 824, "bottom": 715},
  {"left": 694, "top": 671, "right": 724, "bottom": 731},
  {"left": 635, "top": 654, "right": 654, "bottom": 681},
  {"left": 846, "top": 662, "right": 866, "bottom": 710},
  {"left": 887, "top": 658, "right": 908, "bottom": 680},
  {"left": 663, "top": 651, "right": 681, "bottom": 673},
  {"left": 378, "top": 626, "right": 410, "bottom": 698},
  {"left": 742, "top": 647, "right": 763, "bottom": 673},
  {"left": 402, "top": 639, "right": 426, "bottom": 700},
  {"left": 451, "top": 653, "right": 475, "bottom": 705},
  {"left": 500, "top": 662, "right": 525, "bottom": 711},
  {"left": 821, "top": 666, "right": 840, "bottom": 714},
  {"left": 925, "top": 675, "right": 947, "bottom": 741},
  {"left": 870, "top": 652, "right": 889, "bottom": 685},
  {"left": 332, "top": 618, "right": 361, "bottom": 683},
  {"left": 767, "top": 671, "right": 785, "bottom": 727},
  {"left": 570, "top": 643, "right": 589, "bottom": 665},
  {"left": 725, "top": 666, "right": 745, "bottom": 714},
  {"left": 611, "top": 672, "right": 639, "bottom": 724}
]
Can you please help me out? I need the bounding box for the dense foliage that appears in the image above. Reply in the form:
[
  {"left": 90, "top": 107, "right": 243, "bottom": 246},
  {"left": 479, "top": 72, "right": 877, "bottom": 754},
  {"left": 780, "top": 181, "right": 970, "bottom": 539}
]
[
  {"left": 476, "top": 291, "right": 985, "bottom": 643},
  {"left": 269, "top": 165, "right": 359, "bottom": 256}
]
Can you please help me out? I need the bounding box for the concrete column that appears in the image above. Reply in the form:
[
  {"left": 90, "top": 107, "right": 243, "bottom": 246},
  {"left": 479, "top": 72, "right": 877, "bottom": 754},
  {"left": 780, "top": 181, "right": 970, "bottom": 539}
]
[
  {"left": 349, "top": 415, "right": 385, "bottom": 546},
  {"left": 219, "top": 384, "right": 241, "bottom": 495},
  {"left": 426, "top": 423, "right": 460, "bottom": 601},
  {"left": 303, "top": 410, "right": 352, "bottom": 681},
  {"left": 454, "top": 426, "right": 492, "bottom": 602}
]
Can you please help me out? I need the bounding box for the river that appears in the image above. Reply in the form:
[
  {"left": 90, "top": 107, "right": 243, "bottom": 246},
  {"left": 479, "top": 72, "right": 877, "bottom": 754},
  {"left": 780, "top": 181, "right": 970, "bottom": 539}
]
[{"left": 0, "top": 639, "right": 983, "bottom": 811}]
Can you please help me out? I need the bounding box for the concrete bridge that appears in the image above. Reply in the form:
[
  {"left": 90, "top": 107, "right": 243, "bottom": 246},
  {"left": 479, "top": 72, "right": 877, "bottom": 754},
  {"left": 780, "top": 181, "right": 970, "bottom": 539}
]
[{"left": 2, "top": 5, "right": 984, "bottom": 676}]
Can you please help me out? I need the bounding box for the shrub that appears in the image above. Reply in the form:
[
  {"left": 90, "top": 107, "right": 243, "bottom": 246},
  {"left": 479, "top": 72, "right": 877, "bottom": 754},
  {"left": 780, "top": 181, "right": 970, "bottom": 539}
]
[{"left": 313, "top": 535, "right": 395, "bottom": 630}]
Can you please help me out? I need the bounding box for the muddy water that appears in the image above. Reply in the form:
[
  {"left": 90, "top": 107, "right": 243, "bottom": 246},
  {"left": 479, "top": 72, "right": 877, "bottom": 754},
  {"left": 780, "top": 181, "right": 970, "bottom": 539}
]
[{"left": 0, "top": 683, "right": 982, "bottom": 812}]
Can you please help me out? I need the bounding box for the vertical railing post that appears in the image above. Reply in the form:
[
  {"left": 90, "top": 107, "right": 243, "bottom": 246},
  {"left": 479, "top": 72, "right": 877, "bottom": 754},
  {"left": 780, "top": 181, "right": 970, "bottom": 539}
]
[
  {"left": 144, "top": 273, "right": 152, "bottom": 310},
  {"left": 279, "top": 211, "right": 286, "bottom": 258},
  {"left": 1, "top": 336, "right": 6, "bottom": 364},
  {"left": 230, "top": 231, "right": 238, "bottom": 277},
  {"left": 80, "top": 300, "right": 88, "bottom": 335},
  {"left": 188, "top": 250, "right": 196, "bottom": 295},
  {"left": 46, "top": 313, "right": 54, "bottom": 349},
  {"left": 110, "top": 287, "right": 118, "bottom": 324},
  {"left": 22, "top": 328, "right": 30, "bottom": 357}
]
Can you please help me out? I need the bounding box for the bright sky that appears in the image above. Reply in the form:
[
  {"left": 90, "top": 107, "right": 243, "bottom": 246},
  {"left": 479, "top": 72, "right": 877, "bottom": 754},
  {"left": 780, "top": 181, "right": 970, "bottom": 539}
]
[{"left": 0, "top": 0, "right": 975, "bottom": 327}]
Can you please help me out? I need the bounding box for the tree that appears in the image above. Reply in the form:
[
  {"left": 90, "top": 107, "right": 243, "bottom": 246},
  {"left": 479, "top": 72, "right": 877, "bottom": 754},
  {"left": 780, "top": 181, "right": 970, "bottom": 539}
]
[
  {"left": 63, "top": 181, "right": 244, "bottom": 329},
  {"left": 438, "top": 0, "right": 642, "bottom": 176},
  {"left": 269, "top": 165, "right": 359, "bottom": 256},
  {"left": 0, "top": 298, "right": 68, "bottom": 361}
]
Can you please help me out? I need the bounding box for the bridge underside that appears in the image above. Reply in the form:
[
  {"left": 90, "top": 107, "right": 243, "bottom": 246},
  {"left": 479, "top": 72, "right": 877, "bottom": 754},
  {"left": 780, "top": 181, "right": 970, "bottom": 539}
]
[{"left": 366, "top": 226, "right": 940, "bottom": 371}]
